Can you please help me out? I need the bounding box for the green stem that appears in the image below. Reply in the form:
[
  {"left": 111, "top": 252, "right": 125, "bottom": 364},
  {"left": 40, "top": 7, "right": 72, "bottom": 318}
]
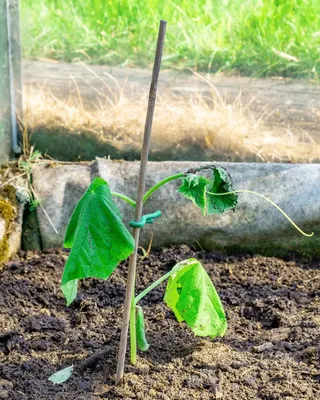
[
  {"left": 111, "top": 192, "right": 136, "bottom": 208},
  {"left": 134, "top": 262, "right": 184, "bottom": 305},
  {"left": 142, "top": 173, "right": 184, "bottom": 204},
  {"left": 112, "top": 173, "right": 184, "bottom": 208},
  {"left": 114, "top": 173, "right": 185, "bottom": 365},
  {"left": 130, "top": 294, "right": 137, "bottom": 364},
  {"left": 207, "top": 189, "right": 314, "bottom": 237}
]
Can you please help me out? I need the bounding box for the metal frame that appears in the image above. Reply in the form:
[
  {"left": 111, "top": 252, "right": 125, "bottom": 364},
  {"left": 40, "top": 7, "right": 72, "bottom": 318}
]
[{"left": 0, "top": 0, "right": 23, "bottom": 164}]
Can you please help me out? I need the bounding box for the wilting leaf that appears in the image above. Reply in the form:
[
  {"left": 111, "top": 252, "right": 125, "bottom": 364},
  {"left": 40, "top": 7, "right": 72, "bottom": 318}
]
[
  {"left": 206, "top": 167, "right": 238, "bottom": 214},
  {"left": 61, "top": 177, "right": 135, "bottom": 305},
  {"left": 136, "top": 306, "right": 149, "bottom": 352},
  {"left": 48, "top": 365, "right": 74, "bottom": 384},
  {"left": 178, "top": 167, "right": 237, "bottom": 216},
  {"left": 178, "top": 174, "right": 210, "bottom": 215},
  {"left": 164, "top": 259, "right": 227, "bottom": 338}
]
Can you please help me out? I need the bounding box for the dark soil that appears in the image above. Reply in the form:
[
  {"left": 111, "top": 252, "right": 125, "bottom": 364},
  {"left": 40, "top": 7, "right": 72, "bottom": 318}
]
[{"left": 0, "top": 245, "right": 319, "bottom": 399}]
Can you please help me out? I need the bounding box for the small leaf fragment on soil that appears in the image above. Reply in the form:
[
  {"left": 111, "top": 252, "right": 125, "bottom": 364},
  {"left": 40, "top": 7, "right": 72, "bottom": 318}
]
[
  {"left": 48, "top": 365, "right": 74, "bottom": 384},
  {"left": 164, "top": 258, "right": 227, "bottom": 338}
]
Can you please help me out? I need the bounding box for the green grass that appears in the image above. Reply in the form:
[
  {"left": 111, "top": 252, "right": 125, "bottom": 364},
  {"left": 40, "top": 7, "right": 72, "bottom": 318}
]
[{"left": 21, "top": 0, "right": 320, "bottom": 78}]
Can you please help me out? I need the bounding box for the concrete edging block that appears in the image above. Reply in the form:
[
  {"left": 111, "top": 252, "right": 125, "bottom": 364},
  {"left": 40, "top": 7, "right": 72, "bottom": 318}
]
[{"left": 32, "top": 159, "right": 320, "bottom": 257}]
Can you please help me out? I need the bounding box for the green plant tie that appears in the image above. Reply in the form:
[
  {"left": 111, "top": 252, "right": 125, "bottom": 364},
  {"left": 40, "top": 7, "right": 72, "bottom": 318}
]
[{"left": 129, "top": 210, "right": 162, "bottom": 228}]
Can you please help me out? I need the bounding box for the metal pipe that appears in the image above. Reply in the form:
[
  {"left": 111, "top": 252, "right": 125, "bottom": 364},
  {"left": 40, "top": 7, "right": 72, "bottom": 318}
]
[{"left": 5, "top": 0, "right": 21, "bottom": 154}]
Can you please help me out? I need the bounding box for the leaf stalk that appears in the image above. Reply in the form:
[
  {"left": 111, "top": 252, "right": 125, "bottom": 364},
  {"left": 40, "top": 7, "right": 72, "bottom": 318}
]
[{"left": 207, "top": 189, "right": 314, "bottom": 237}]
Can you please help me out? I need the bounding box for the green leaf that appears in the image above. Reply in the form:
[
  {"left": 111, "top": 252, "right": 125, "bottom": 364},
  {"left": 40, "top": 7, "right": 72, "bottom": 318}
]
[
  {"left": 178, "top": 167, "right": 237, "bottom": 216},
  {"left": 136, "top": 306, "right": 150, "bottom": 352},
  {"left": 206, "top": 167, "right": 238, "bottom": 215},
  {"left": 178, "top": 174, "right": 210, "bottom": 215},
  {"left": 64, "top": 194, "right": 88, "bottom": 248},
  {"left": 61, "top": 280, "right": 78, "bottom": 306},
  {"left": 61, "top": 177, "right": 135, "bottom": 305},
  {"left": 48, "top": 365, "right": 74, "bottom": 384},
  {"left": 164, "top": 258, "right": 227, "bottom": 339}
]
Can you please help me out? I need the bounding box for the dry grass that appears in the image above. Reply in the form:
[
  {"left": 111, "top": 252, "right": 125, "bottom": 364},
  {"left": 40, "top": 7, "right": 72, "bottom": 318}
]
[{"left": 23, "top": 75, "right": 320, "bottom": 163}]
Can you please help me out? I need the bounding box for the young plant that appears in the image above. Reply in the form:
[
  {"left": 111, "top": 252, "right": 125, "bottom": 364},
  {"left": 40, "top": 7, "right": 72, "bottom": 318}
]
[{"left": 56, "top": 165, "right": 312, "bottom": 379}]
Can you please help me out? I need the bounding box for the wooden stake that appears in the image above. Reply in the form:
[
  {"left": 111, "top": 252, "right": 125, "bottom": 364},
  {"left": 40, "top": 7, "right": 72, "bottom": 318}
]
[{"left": 115, "top": 20, "right": 167, "bottom": 384}]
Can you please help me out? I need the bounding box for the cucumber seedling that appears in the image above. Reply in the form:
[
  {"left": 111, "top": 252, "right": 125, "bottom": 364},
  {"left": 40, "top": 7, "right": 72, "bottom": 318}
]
[
  {"left": 60, "top": 165, "right": 238, "bottom": 360},
  {"left": 48, "top": 21, "right": 313, "bottom": 385},
  {"left": 49, "top": 164, "right": 312, "bottom": 385}
]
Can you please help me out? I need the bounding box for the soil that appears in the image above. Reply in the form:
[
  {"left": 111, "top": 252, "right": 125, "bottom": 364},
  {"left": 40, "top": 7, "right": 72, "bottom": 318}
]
[{"left": 0, "top": 245, "right": 319, "bottom": 399}]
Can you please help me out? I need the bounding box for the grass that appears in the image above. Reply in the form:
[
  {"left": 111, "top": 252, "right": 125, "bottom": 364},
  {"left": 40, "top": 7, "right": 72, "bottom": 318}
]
[
  {"left": 21, "top": 0, "right": 320, "bottom": 79},
  {"left": 23, "top": 69, "right": 320, "bottom": 163}
]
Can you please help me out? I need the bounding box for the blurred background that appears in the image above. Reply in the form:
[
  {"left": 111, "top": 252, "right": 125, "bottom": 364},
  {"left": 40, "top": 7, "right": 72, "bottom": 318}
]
[
  {"left": 19, "top": 0, "right": 320, "bottom": 162},
  {"left": 21, "top": 0, "right": 320, "bottom": 77}
]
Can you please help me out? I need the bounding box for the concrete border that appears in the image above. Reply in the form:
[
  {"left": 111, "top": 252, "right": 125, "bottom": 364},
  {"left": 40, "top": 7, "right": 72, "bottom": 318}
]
[{"left": 32, "top": 159, "right": 320, "bottom": 258}]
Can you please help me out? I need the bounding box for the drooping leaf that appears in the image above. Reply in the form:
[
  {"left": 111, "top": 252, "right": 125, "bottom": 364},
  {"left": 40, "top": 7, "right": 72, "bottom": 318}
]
[
  {"left": 136, "top": 306, "right": 149, "bottom": 352},
  {"left": 164, "top": 258, "right": 227, "bottom": 339},
  {"left": 178, "top": 167, "right": 237, "bottom": 216},
  {"left": 178, "top": 174, "right": 210, "bottom": 215},
  {"left": 61, "top": 177, "right": 135, "bottom": 305},
  {"left": 64, "top": 193, "right": 88, "bottom": 248},
  {"left": 206, "top": 167, "right": 238, "bottom": 214},
  {"left": 48, "top": 365, "right": 74, "bottom": 384}
]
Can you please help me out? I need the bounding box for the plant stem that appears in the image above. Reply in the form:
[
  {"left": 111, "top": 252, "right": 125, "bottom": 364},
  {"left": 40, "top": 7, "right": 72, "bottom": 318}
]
[
  {"left": 134, "top": 264, "right": 182, "bottom": 305},
  {"left": 112, "top": 171, "right": 184, "bottom": 208},
  {"left": 111, "top": 191, "right": 136, "bottom": 208},
  {"left": 129, "top": 298, "right": 137, "bottom": 364},
  {"left": 207, "top": 189, "right": 314, "bottom": 237},
  {"left": 142, "top": 172, "right": 184, "bottom": 203}
]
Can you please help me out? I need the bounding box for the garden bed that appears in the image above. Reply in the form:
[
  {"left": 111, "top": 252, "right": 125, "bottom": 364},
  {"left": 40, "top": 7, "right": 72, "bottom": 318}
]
[{"left": 0, "top": 245, "right": 319, "bottom": 399}]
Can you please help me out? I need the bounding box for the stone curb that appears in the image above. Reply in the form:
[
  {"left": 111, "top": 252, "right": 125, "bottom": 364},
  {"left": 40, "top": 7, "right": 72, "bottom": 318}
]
[{"left": 32, "top": 159, "right": 320, "bottom": 257}]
